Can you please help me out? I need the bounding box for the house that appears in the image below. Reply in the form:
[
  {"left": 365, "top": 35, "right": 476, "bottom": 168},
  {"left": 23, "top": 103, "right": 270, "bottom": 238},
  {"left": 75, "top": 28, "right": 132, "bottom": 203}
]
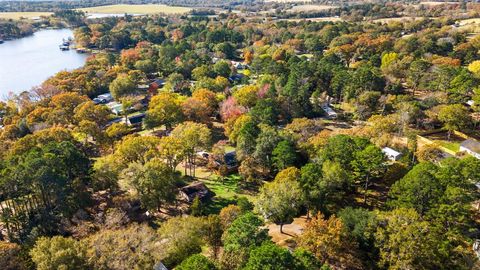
[
  {"left": 148, "top": 78, "right": 165, "bottom": 95},
  {"left": 382, "top": 147, "right": 402, "bottom": 161},
  {"left": 460, "top": 139, "right": 480, "bottom": 159},
  {"left": 179, "top": 182, "right": 215, "bottom": 203}
]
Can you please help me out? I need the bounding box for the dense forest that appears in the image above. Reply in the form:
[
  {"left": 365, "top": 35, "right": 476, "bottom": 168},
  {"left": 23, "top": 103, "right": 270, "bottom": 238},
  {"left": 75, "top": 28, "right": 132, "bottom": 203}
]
[{"left": 1, "top": 1, "right": 480, "bottom": 269}]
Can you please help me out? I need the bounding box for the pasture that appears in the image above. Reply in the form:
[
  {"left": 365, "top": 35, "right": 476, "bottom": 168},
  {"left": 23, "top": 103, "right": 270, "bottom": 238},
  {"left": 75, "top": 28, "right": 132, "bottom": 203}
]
[
  {"left": 78, "top": 4, "right": 191, "bottom": 15},
  {"left": 288, "top": 4, "right": 337, "bottom": 12},
  {"left": 0, "top": 12, "right": 52, "bottom": 20}
]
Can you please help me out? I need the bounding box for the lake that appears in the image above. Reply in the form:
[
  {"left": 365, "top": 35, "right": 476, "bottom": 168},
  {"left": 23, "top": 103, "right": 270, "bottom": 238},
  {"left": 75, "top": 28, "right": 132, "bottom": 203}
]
[{"left": 0, "top": 28, "right": 89, "bottom": 97}]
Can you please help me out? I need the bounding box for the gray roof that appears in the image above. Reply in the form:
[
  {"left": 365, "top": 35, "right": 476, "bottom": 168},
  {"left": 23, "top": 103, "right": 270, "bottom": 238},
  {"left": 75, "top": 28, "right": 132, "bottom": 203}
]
[{"left": 461, "top": 139, "right": 480, "bottom": 153}]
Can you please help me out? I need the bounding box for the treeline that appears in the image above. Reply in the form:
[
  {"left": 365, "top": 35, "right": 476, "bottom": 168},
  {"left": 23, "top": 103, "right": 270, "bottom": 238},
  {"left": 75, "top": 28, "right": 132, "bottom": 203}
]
[{"left": 0, "top": 9, "right": 480, "bottom": 270}]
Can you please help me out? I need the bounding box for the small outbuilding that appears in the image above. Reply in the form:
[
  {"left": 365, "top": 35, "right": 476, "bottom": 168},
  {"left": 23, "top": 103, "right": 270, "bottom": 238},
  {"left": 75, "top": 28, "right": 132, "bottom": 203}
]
[
  {"left": 382, "top": 147, "right": 402, "bottom": 161},
  {"left": 179, "top": 182, "right": 215, "bottom": 203},
  {"left": 460, "top": 139, "right": 480, "bottom": 159}
]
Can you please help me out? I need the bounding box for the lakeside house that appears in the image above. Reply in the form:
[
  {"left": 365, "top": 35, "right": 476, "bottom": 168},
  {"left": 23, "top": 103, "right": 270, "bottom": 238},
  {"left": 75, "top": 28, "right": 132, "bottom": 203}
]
[
  {"left": 382, "top": 147, "right": 402, "bottom": 161},
  {"left": 460, "top": 139, "right": 480, "bottom": 159}
]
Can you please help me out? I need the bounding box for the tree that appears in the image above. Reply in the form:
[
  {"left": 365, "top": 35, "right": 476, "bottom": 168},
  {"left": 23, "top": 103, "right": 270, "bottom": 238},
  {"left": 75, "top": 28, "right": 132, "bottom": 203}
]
[
  {"left": 253, "top": 124, "right": 282, "bottom": 173},
  {"left": 388, "top": 163, "right": 442, "bottom": 216},
  {"left": 298, "top": 212, "right": 355, "bottom": 265},
  {"left": 213, "top": 60, "right": 232, "bottom": 78},
  {"left": 467, "top": 60, "right": 480, "bottom": 76},
  {"left": 352, "top": 144, "right": 386, "bottom": 204},
  {"left": 202, "top": 215, "right": 223, "bottom": 259},
  {"left": 120, "top": 158, "right": 179, "bottom": 212},
  {"left": 300, "top": 161, "right": 352, "bottom": 216},
  {"left": 157, "top": 136, "right": 185, "bottom": 172},
  {"left": 30, "top": 236, "right": 87, "bottom": 270},
  {"left": 182, "top": 97, "right": 211, "bottom": 123},
  {"left": 219, "top": 204, "right": 242, "bottom": 229},
  {"left": 244, "top": 242, "right": 296, "bottom": 270},
  {"left": 106, "top": 122, "right": 130, "bottom": 144},
  {"left": 109, "top": 74, "right": 136, "bottom": 100},
  {"left": 438, "top": 104, "right": 472, "bottom": 140},
  {"left": 144, "top": 92, "right": 183, "bottom": 130},
  {"left": 293, "top": 249, "right": 323, "bottom": 270},
  {"left": 190, "top": 196, "right": 205, "bottom": 216},
  {"left": 256, "top": 167, "right": 304, "bottom": 233},
  {"left": 0, "top": 241, "right": 27, "bottom": 270},
  {"left": 221, "top": 213, "right": 269, "bottom": 270},
  {"left": 192, "top": 88, "right": 218, "bottom": 117},
  {"left": 272, "top": 140, "right": 297, "bottom": 170},
  {"left": 158, "top": 216, "right": 205, "bottom": 268},
  {"left": 233, "top": 85, "right": 259, "bottom": 108},
  {"left": 177, "top": 254, "right": 217, "bottom": 270},
  {"left": 114, "top": 135, "right": 160, "bottom": 165},
  {"left": 49, "top": 92, "right": 89, "bottom": 124},
  {"left": 82, "top": 224, "right": 162, "bottom": 270},
  {"left": 407, "top": 59, "right": 430, "bottom": 96},
  {"left": 74, "top": 101, "right": 110, "bottom": 126},
  {"left": 338, "top": 207, "right": 377, "bottom": 251},
  {"left": 171, "top": 122, "right": 211, "bottom": 177},
  {"left": 375, "top": 208, "right": 444, "bottom": 270}
]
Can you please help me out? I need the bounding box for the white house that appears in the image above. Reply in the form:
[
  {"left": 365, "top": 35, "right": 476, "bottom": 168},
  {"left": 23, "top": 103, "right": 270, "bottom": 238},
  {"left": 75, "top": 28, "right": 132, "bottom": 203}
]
[
  {"left": 460, "top": 139, "right": 480, "bottom": 159},
  {"left": 382, "top": 147, "right": 402, "bottom": 161}
]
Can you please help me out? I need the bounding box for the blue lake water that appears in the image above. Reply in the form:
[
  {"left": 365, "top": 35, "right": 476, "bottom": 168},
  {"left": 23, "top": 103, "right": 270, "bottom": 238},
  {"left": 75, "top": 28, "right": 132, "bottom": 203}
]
[{"left": 0, "top": 28, "right": 88, "bottom": 97}]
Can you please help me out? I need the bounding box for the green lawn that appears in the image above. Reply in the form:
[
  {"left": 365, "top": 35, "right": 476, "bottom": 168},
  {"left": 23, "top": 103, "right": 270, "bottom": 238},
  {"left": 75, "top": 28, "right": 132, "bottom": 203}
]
[
  {"left": 0, "top": 12, "right": 52, "bottom": 20},
  {"left": 201, "top": 174, "right": 254, "bottom": 214},
  {"left": 436, "top": 140, "right": 460, "bottom": 152},
  {"left": 78, "top": 4, "right": 191, "bottom": 15}
]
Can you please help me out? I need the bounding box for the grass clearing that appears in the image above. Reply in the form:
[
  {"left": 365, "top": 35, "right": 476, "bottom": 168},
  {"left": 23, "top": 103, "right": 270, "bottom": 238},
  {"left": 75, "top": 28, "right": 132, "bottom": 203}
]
[
  {"left": 288, "top": 4, "right": 337, "bottom": 13},
  {"left": 78, "top": 4, "right": 191, "bottom": 15},
  {"left": 286, "top": 16, "right": 342, "bottom": 22},
  {"left": 201, "top": 174, "right": 254, "bottom": 214},
  {"left": 437, "top": 140, "right": 460, "bottom": 152},
  {"left": 0, "top": 12, "right": 52, "bottom": 20},
  {"left": 372, "top": 17, "right": 429, "bottom": 23},
  {"left": 264, "top": 0, "right": 312, "bottom": 2}
]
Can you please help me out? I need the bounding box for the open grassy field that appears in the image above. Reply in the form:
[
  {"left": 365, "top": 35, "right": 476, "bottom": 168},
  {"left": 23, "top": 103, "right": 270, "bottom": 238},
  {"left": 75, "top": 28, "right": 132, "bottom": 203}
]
[
  {"left": 416, "top": 1, "right": 459, "bottom": 6},
  {"left": 455, "top": 18, "right": 480, "bottom": 39},
  {"left": 372, "top": 16, "right": 430, "bottom": 23},
  {"left": 0, "top": 12, "right": 52, "bottom": 20},
  {"left": 288, "top": 4, "right": 337, "bottom": 12},
  {"left": 286, "top": 16, "right": 342, "bottom": 22},
  {"left": 78, "top": 4, "right": 191, "bottom": 15},
  {"left": 264, "top": 0, "right": 312, "bottom": 2}
]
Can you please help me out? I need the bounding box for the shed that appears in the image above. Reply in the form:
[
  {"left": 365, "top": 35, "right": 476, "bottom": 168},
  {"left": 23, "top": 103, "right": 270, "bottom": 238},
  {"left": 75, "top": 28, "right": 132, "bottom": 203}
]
[
  {"left": 382, "top": 147, "right": 402, "bottom": 161},
  {"left": 460, "top": 139, "right": 480, "bottom": 159},
  {"left": 179, "top": 182, "right": 215, "bottom": 203}
]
